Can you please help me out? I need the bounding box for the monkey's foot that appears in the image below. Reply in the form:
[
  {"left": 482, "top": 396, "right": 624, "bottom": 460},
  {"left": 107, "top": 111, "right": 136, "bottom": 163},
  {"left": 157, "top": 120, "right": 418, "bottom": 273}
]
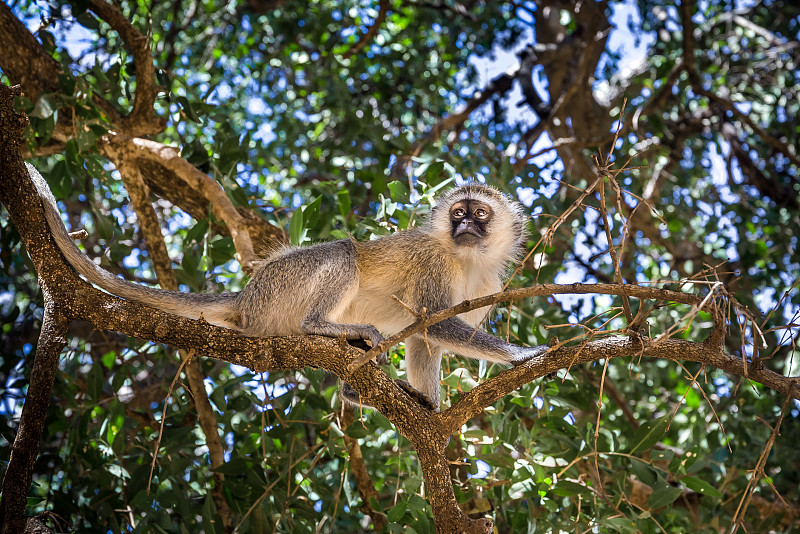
[
  {"left": 511, "top": 343, "right": 550, "bottom": 366},
  {"left": 394, "top": 379, "right": 437, "bottom": 411},
  {"left": 341, "top": 380, "right": 437, "bottom": 412},
  {"left": 341, "top": 382, "right": 371, "bottom": 408}
]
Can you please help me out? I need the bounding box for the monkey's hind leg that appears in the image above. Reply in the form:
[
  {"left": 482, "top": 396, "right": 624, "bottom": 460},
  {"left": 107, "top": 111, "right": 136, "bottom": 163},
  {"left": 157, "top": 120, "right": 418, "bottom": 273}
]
[
  {"left": 404, "top": 337, "right": 443, "bottom": 411},
  {"left": 341, "top": 380, "right": 437, "bottom": 412}
]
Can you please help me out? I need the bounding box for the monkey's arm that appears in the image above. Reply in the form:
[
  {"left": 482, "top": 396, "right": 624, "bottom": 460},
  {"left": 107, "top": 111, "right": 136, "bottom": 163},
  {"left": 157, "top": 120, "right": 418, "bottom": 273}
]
[
  {"left": 411, "top": 274, "right": 548, "bottom": 365},
  {"left": 403, "top": 316, "right": 546, "bottom": 410}
]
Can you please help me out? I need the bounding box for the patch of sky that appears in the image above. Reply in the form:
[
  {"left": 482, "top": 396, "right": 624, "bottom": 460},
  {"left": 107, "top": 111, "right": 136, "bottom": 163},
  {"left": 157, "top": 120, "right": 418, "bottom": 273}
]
[
  {"left": 122, "top": 250, "right": 141, "bottom": 269},
  {"left": 210, "top": 82, "right": 234, "bottom": 104},
  {"left": 712, "top": 376, "right": 731, "bottom": 397},
  {"left": 516, "top": 186, "right": 536, "bottom": 208},
  {"left": 467, "top": 6, "right": 544, "bottom": 127},
  {"left": 248, "top": 112, "right": 276, "bottom": 144},
  {"left": 594, "top": 0, "right": 655, "bottom": 99},
  {"left": 21, "top": 4, "right": 98, "bottom": 68},
  {"left": 468, "top": 459, "right": 491, "bottom": 479},
  {"left": 247, "top": 96, "right": 267, "bottom": 115},
  {"left": 707, "top": 143, "right": 741, "bottom": 201}
]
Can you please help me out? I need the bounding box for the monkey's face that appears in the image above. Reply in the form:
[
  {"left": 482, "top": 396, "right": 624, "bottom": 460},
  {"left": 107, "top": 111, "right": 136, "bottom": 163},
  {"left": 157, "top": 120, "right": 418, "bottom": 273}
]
[{"left": 450, "top": 200, "right": 493, "bottom": 246}]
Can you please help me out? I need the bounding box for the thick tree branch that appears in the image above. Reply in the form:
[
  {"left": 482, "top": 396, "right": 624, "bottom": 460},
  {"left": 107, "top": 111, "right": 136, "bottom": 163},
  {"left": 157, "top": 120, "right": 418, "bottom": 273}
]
[
  {"left": 438, "top": 335, "right": 800, "bottom": 434},
  {"left": 87, "top": 0, "right": 165, "bottom": 135},
  {"left": 103, "top": 134, "right": 260, "bottom": 272},
  {"left": 0, "top": 294, "right": 69, "bottom": 534},
  {"left": 0, "top": 5, "right": 61, "bottom": 101}
]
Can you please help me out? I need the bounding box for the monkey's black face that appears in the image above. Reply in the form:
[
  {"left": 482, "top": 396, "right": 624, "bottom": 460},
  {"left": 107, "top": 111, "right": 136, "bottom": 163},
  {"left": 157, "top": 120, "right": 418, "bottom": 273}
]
[{"left": 450, "top": 200, "right": 493, "bottom": 246}]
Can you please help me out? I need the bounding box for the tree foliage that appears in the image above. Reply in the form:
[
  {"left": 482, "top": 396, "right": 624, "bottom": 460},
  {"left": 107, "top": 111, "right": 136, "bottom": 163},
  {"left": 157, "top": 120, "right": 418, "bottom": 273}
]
[{"left": 0, "top": 0, "right": 798, "bottom": 533}]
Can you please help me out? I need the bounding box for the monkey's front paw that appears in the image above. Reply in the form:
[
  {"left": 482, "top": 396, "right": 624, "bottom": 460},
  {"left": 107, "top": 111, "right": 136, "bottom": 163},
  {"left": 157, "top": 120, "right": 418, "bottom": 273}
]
[
  {"left": 356, "top": 325, "right": 388, "bottom": 364},
  {"left": 346, "top": 339, "right": 388, "bottom": 365},
  {"left": 511, "top": 343, "right": 550, "bottom": 366},
  {"left": 394, "top": 379, "right": 438, "bottom": 411}
]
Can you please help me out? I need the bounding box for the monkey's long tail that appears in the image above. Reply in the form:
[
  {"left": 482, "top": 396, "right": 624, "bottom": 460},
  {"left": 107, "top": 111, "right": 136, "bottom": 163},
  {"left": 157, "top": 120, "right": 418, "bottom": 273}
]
[{"left": 28, "top": 163, "right": 238, "bottom": 328}]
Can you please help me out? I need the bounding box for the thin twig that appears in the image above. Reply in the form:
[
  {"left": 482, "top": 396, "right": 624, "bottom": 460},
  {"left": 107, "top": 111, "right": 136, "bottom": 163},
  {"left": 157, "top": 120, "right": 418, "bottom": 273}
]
[{"left": 147, "top": 349, "right": 194, "bottom": 494}]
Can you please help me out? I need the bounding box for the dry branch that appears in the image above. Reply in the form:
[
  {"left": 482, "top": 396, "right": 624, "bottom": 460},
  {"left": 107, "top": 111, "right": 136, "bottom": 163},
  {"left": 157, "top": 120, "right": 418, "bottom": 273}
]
[
  {"left": 87, "top": 0, "right": 165, "bottom": 135},
  {"left": 105, "top": 134, "right": 260, "bottom": 271},
  {"left": 350, "top": 281, "right": 716, "bottom": 371},
  {"left": 341, "top": 0, "right": 390, "bottom": 59}
]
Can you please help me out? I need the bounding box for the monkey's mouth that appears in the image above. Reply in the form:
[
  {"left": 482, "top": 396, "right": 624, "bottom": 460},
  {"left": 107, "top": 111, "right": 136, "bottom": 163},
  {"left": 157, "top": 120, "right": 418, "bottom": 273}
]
[{"left": 453, "top": 228, "right": 484, "bottom": 246}]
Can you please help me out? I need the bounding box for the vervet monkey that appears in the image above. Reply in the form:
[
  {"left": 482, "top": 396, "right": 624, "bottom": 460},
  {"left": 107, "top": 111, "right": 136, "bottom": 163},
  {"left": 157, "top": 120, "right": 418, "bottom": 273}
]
[{"left": 29, "top": 164, "right": 548, "bottom": 410}]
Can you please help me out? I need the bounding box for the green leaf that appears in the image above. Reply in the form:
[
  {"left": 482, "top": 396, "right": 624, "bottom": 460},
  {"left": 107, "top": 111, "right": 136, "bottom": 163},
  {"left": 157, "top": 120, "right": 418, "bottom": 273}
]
[
  {"left": 88, "top": 363, "right": 103, "bottom": 401},
  {"left": 106, "top": 463, "right": 130, "bottom": 479},
  {"left": 600, "top": 517, "right": 639, "bottom": 533},
  {"left": 682, "top": 476, "right": 722, "bottom": 497},
  {"left": 23, "top": 124, "right": 37, "bottom": 155},
  {"left": 31, "top": 95, "right": 56, "bottom": 118},
  {"left": 442, "top": 368, "right": 478, "bottom": 391},
  {"left": 76, "top": 11, "right": 100, "bottom": 30},
  {"left": 388, "top": 180, "right": 410, "bottom": 203},
  {"left": 337, "top": 189, "right": 351, "bottom": 217},
  {"left": 181, "top": 246, "right": 199, "bottom": 276},
  {"left": 650, "top": 449, "right": 675, "bottom": 464},
  {"left": 630, "top": 458, "right": 657, "bottom": 486},
  {"left": 500, "top": 157, "right": 514, "bottom": 182},
  {"left": 201, "top": 494, "right": 221, "bottom": 534},
  {"left": 345, "top": 423, "right": 368, "bottom": 439},
  {"left": 185, "top": 219, "right": 209, "bottom": 245},
  {"left": 647, "top": 485, "right": 682, "bottom": 509},
  {"left": 480, "top": 452, "right": 515, "bottom": 469},
  {"left": 101, "top": 351, "right": 116, "bottom": 369},
  {"left": 625, "top": 415, "right": 668, "bottom": 454},
  {"left": 34, "top": 114, "right": 56, "bottom": 145},
  {"left": 289, "top": 208, "right": 305, "bottom": 246},
  {"left": 177, "top": 96, "right": 201, "bottom": 123},
  {"left": 106, "top": 409, "right": 124, "bottom": 446},
  {"left": 249, "top": 506, "right": 269, "bottom": 534},
  {"left": 387, "top": 500, "right": 407, "bottom": 522},
  {"left": 84, "top": 154, "right": 106, "bottom": 179},
  {"left": 553, "top": 480, "right": 591, "bottom": 496},
  {"left": 76, "top": 128, "right": 95, "bottom": 152},
  {"left": 303, "top": 196, "right": 322, "bottom": 228}
]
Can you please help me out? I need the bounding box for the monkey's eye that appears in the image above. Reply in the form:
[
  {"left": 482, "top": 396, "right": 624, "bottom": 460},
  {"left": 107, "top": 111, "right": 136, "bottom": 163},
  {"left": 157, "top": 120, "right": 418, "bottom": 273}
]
[
  {"left": 452, "top": 208, "right": 466, "bottom": 218},
  {"left": 474, "top": 208, "right": 489, "bottom": 219}
]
